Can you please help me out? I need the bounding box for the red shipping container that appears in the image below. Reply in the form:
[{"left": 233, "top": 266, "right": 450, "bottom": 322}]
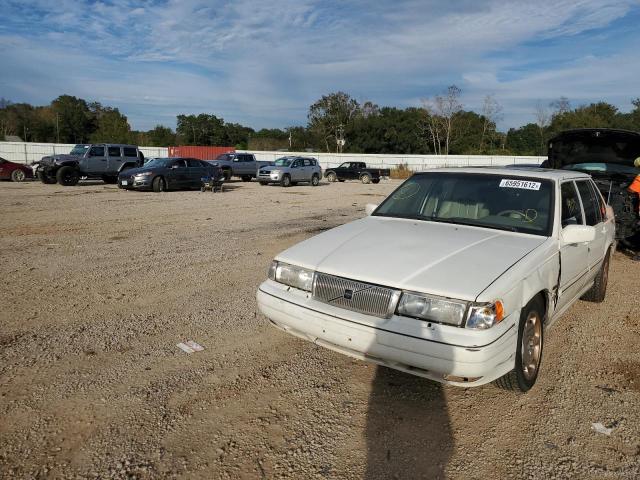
[{"left": 168, "top": 146, "right": 235, "bottom": 160}]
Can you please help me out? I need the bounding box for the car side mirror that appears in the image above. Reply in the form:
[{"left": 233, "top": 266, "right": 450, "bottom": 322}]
[
  {"left": 561, "top": 224, "right": 595, "bottom": 246},
  {"left": 365, "top": 203, "right": 378, "bottom": 216}
]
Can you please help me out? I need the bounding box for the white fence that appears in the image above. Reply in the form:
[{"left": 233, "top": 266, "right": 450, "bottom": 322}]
[
  {"left": 241, "top": 150, "right": 546, "bottom": 170},
  {"left": 0, "top": 142, "right": 168, "bottom": 164},
  {"left": 1, "top": 142, "right": 545, "bottom": 170}
]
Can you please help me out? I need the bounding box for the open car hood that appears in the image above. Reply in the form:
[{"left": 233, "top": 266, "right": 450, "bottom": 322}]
[{"left": 548, "top": 129, "right": 640, "bottom": 172}]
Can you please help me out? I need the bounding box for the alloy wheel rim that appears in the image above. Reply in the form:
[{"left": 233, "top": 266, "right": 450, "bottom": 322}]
[
  {"left": 15, "top": 170, "right": 25, "bottom": 181},
  {"left": 521, "top": 311, "right": 542, "bottom": 381}
]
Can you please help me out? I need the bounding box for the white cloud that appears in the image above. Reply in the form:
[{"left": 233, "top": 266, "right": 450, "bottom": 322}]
[{"left": 1, "top": 0, "right": 638, "bottom": 130}]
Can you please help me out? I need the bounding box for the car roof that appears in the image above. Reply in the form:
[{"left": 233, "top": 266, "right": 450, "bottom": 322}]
[{"left": 415, "top": 166, "right": 591, "bottom": 181}]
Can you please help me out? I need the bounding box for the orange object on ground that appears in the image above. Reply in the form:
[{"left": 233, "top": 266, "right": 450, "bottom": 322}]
[{"left": 629, "top": 174, "right": 640, "bottom": 193}]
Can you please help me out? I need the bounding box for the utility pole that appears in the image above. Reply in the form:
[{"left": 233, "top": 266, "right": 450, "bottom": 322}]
[
  {"left": 56, "top": 113, "right": 60, "bottom": 143},
  {"left": 288, "top": 130, "right": 292, "bottom": 150}
]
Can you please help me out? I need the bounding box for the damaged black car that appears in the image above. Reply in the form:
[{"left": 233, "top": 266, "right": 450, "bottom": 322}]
[{"left": 544, "top": 128, "right": 640, "bottom": 249}]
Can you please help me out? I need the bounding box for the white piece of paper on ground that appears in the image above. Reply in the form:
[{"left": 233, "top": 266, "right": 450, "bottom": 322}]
[
  {"left": 176, "top": 340, "right": 205, "bottom": 354},
  {"left": 591, "top": 422, "right": 614, "bottom": 436}
]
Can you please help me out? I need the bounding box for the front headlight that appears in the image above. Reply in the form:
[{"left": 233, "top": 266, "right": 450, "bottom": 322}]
[
  {"left": 135, "top": 171, "right": 153, "bottom": 177},
  {"left": 397, "top": 292, "right": 467, "bottom": 326},
  {"left": 466, "top": 301, "right": 504, "bottom": 330},
  {"left": 271, "top": 170, "right": 281, "bottom": 175},
  {"left": 268, "top": 261, "right": 314, "bottom": 292}
]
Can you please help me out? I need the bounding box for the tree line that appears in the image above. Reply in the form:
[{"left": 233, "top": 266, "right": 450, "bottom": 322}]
[{"left": 1, "top": 90, "right": 638, "bottom": 155}]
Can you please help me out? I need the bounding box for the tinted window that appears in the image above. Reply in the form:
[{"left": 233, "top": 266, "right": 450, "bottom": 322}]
[
  {"left": 89, "top": 146, "right": 105, "bottom": 156},
  {"left": 292, "top": 159, "right": 302, "bottom": 168},
  {"left": 108, "top": 146, "right": 121, "bottom": 157},
  {"left": 173, "top": 160, "right": 187, "bottom": 168},
  {"left": 123, "top": 147, "right": 137, "bottom": 157},
  {"left": 560, "top": 182, "right": 584, "bottom": 227},
  {"left": 186, "top": 159, "right": 202, "bottom": 168},
  {"left": 576, "top": 180, "right": 600, "bottom": 225}
]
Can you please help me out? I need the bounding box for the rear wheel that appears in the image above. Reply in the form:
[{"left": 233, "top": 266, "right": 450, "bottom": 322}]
[
  {"left": 56, "top": 166, "right": 79, "bottom": 186},
  {"left": 372, "top": 178, "right": 380, "bottom": 184},
  {"left": 311, "top": 174, "right": 320, "bottom": 186},
  {"left": 360, "top": 173, "right": 372, "bottom": 184},
  {"left": 281, "top": 174, "right": 291, "bottom": 187},
  {"left": 495, "top": 296, "right": 545, "bottom": 393},
  {"left": 326, "top": 172, "right": 337, "bottom": 182},
  {"left": 152, "top": 176, "right": 166, "bottom": 192},
  {"left": 11, "top": 169, "right": 26, "bottom": 182},
  {"left": 241, "top": 175, "right": 252, "bottom": 182},
  {"left": 581, "top": 248, "right": 611, "bottom": 303}
]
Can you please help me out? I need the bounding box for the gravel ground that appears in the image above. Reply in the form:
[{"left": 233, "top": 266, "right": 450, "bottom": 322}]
[{"left": 0, "top": 178, "right": 639, "bottom": 480}]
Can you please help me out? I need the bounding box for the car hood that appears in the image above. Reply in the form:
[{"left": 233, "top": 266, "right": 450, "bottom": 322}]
[
  {"left": 119, "top": 166, "right": 159, "bottom": 176},
  {"left": 276, "top": 216, "right": 546, "bottom": 301}
]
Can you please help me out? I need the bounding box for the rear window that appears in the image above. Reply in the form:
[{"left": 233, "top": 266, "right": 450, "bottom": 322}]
[
  {"left": 123, "top": 147, "right": 137, "bottom": 157},
  {"left": 108, "top": 146, "right": 121, "bottom": 157}
]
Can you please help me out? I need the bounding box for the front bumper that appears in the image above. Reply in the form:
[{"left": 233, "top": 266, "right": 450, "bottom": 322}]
[
  {"left": 119, "top": 174, "right": 153, "bottom": 190},
  {"left": 257, "top": 280, "right": 517, "bottom": 387}
]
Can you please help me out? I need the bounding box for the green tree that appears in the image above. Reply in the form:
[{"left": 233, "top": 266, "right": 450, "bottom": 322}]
[
  {"left": 51, "top": 95, "right": 94, "bottom": 143},
  {"left": 505, "top": 123, "right": 541, "bottom": 155},
  {"left": 176, "top": 114, "right": 228, "bottom": 145},
  {"left": 89, "top": 104, "right": 132, "bottom": 143},
  {"left": 144, "top": 125, "right": 176, "bottom": 146},
  {"left": 308, "top": 92, "right": 361, "bottom": 152}
]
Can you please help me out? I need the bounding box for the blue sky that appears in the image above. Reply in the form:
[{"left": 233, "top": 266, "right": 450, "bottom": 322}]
[{"left": 1, "top": 0, "right": 639, "bottom": 131}]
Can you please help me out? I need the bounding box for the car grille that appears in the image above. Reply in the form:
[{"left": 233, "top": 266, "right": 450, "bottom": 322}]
[
  {"left": 259, "top": 170, "right": 271, "bottom": 176},
  {"left": 312, "top": 272, "right": 401, "bottom": 319}
]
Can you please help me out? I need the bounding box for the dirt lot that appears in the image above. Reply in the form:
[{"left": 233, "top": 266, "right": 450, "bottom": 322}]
[{"left": 1, "top": 179, "right": 639, "bottom": 479}]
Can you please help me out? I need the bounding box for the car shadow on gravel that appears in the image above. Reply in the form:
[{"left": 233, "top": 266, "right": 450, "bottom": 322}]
[{"left": 365, "top": 366, "right": 452, "bottom": 479}]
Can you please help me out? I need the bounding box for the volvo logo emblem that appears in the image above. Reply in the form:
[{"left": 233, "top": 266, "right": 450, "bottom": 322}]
[{"left": 343, "top": 289, "right": 353, "bottom": 300}]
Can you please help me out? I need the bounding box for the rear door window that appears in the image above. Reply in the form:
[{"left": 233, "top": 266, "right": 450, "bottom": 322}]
[
  {"left": 560, "top": 182, "right": 584, "bottom": 227},
  {"left": 108, "top": 146, "right": 121, "bottom": 157},
  {"left": 575, "top": 180, "right": 601, "bottom": 225}
]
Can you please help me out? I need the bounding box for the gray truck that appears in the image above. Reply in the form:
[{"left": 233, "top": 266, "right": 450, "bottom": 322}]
[
  {"left": 38, "top": 144, "right": 142, "bottom": 186},
  {"left": 208, "top": 152, "right": 271, "bottom": 181}
]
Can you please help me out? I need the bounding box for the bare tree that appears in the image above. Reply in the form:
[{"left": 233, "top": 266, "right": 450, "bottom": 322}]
[
  {"left": 479, "top": 94, "right": 503, "bottom": 152},
  {"left": 420, "top": 85, "right": 463, "bottom": 155},
  {"left": 534, "top": 102, "right": 550, "bottom": 155}
]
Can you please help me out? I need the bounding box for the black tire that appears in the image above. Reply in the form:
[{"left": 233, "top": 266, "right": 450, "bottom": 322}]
[
  {"left": 56, "top": 166, "right": 80, "bottom": 186},
  {"left": 581, "top": 248, "right": 611, "bottom": 303},
  {"left": 495, "top": 296, "right": 545, "bottom": 393},
  {"left": 326, "top": 171, "right": 337, "bottom": 182},
  {"left": 259, "top": 182, "right": 268, "bottom": 186},
  {"left": 223, "top": 170, "right": 232, "bottom": 181},
  {"left": 311, "top": 174, "right": 320, "bottom": 186},
  {"left": 372, "top": 178, "right": 380, "bottom": 184},
  {"left": 280, "top": 174, "right": 291, "bottom": 187},
  {"left": 241, "top": 175, "right": 252, "bottom": 182},
  {"left": 152, "top": 176, "right": 166, "bottom": 193},
  {"left": 37, "top": 171, "right": 56, "bottom": 184},
  {"left": 11, "top": 169, "right": 26, "bottom": 182},
  {"left": 360, "top": 173, "right": 372, "bottom": 184}
]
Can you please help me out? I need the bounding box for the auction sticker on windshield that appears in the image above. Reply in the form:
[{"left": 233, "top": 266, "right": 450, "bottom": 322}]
[{"left": 499, "top": 179, "right": 541, "bottom": 190}]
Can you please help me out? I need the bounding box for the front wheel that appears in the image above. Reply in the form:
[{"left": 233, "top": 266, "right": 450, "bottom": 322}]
[
  {"left": 11, "top": 169, "right": 26, "bottom": 182},
  {"left": 494, "top": 296, "right": 545, "bottom": 393},
  {"left": 38, "top": 171, "right": 56, "bottom": 184},
  {"left": 241, "top": 175, "right": 252, "bottom": 182},
  {"left": 360, "top": 173, "right": 372, "bottom": 184},
  {"left": 326, "top": 172, "right": 337, "bottom": 182},
  {"left": 152, "top": 176, "right": 166, "bottom": 192},
  {"left": 581, "top": 248, "right": 611, "bottom": 302},
  {"left": 311, "top": 174, "right": 319, "bottom": 186},
  {"left": 280, "top": 174, "right": 291, "bottom": 187},
  {"left": 56, "top": 166, "right": 80, "bottom": 186}
]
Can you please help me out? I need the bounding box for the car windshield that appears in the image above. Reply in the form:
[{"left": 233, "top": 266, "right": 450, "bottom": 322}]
[
  {"left": 215, "top": 153, "right": 234, "bottom": 161},
  {"left": 374, "top": 173, "right": 554, "bottom": 236},
  {"left": 70, "top": 144, "right": 89, "bottom": 155},
  {"left": 561, "top": 162, "right": 639, "bottom": 176},
  {"left": 274, "top": 157, "right": 293, "bottom": 167},
  {"left": 143, "top": 158, "right": 173, "bottom": 168}
]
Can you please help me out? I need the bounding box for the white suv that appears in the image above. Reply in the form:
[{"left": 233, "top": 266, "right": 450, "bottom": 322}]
[{"left": 257, "top": 168, "right": 615, "bottom": 392}]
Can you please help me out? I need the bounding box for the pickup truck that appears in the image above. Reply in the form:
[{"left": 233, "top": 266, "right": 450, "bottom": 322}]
[
  {"left": 324, "top": 162, "right": 390, "bottom": 184},
  {"left": 38, "top": 144, "right": 142, "bottom": 186},
  {"left": 208, "top": 152, "right": 271, "bottom": 181}
]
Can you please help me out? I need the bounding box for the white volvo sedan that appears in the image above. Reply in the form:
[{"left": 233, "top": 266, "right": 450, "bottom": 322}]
[{"left": 257, "top": 168, "right": 615, "bottom": 392}]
